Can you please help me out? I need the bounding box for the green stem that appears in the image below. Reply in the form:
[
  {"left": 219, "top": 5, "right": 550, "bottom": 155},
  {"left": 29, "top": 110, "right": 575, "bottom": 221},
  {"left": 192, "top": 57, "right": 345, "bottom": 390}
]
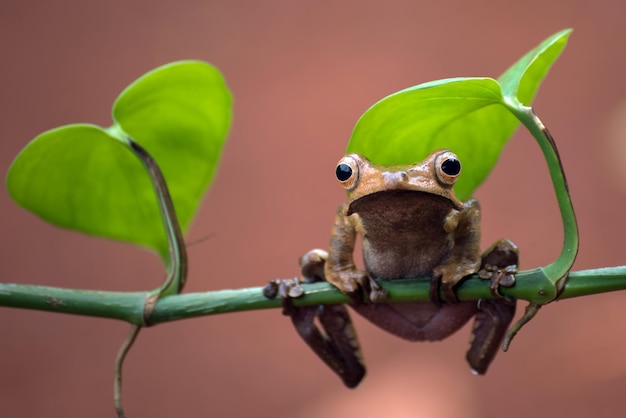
[
  {"left": 116, "top": 137, "right": 189, "bottom": 417},
  {"left": 1, "top": 266, "right": 624, "bottom": 325},
  {"left": 114, "top": 325, "right": 141, "bottom": 418},
  {"left": 125, "top": 137, "right": 187, "bottom": 299},
  {"left": 504, "top": 102, "right": 579, "bottom": 294}
]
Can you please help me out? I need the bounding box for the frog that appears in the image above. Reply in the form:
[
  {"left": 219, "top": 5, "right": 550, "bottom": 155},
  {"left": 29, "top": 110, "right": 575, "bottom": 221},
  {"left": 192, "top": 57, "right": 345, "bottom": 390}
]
[{"left": 263, "top": 150, "right": 518, "bottom": 388}]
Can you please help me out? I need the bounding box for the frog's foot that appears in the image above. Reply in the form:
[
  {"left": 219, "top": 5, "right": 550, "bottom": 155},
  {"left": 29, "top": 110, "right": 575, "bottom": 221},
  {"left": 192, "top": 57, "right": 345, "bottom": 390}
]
[
  {"left": 431, "top": 260, "right": 480, "bottom": 304},
  {"left": 262, "top": 249, "right": 330, "bottom": 314},
  {"left": 322, "top": 245, "right": 388, "bottom": 303},
  {"left": 356, "top": 274, "right": 389, "bottom": 304},
  {"left": 478, "top": 265, "right": 517, "bottom": 302},
  {"left": 262, "top": 277, "right": 305, "bottom": 316},
  {"left": 327, "top": 269, "right": 388, "bottom": 304},
  {"left": 299, "top": 248, "right": 387, "bottom": 303},
  {"left": 478, "top": 239, "right": 519, "bottom": 303}
]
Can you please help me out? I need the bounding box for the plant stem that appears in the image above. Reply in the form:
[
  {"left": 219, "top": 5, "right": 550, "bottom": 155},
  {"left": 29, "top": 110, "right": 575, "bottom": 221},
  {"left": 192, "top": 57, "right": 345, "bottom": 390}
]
[
  {"left": 1, "top": 266, "right": 625, "bottom": 325},
  {"left": 504, "top": 103, "right": 579, "bottom": 292}
]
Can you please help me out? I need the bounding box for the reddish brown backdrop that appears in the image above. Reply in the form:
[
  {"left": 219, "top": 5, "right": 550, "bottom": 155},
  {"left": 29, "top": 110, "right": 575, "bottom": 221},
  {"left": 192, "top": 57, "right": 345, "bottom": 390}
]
[{"left": 2, "top": 1, "right": 626, "bottom": 417}]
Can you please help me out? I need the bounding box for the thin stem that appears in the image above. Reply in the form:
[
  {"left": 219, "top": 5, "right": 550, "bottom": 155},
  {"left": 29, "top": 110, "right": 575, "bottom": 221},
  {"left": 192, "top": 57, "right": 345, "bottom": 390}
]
[
  {"left": 125, "top": 138, "right": 188, "bottom": 299},
  {"left": 1, "top": 266, "right": 624, "bottom": 325},
  {"left": 113, "top": 137, "right": 189, "bottom": 418},
  {"left": 504, "top": 102, "right": 579, "bottom": 293},
  {"left": 114, "top": 325, "right": 142, "bottom": 418}
]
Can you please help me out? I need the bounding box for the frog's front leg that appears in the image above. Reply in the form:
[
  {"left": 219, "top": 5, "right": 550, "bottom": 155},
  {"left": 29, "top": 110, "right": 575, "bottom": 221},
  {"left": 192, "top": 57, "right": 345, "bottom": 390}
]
[
  {"left": 432, "top": 199, "right": 482, "bottom": 303},
  {"left": 326, "top": 203, "right": 388, "bottom": 303},
  {"left": 466, "top": 239, "right": 519, "bottom": 374},
  {"left": 263, "top": 249, "right": 366, "bottom": 388}
]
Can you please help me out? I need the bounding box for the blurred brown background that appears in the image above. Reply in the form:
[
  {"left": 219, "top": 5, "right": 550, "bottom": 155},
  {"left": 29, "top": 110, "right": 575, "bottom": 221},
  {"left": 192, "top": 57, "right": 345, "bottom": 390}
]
[{"left": 2, "top": 0, "right": 626, "bottom": 417}]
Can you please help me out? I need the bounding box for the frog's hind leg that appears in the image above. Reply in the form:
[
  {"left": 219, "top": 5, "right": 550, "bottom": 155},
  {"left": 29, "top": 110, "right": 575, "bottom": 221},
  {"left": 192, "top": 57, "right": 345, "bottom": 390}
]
[
  {"left": 466, "top": 239, "right": 519, "bottom": 374},
  {"left": 289, "top": 302, "right": 365, "bottom": 388},
  {"left": 263, "top": 249, "right": 366, "bottom": 388},
  {"left": 466, "top": 298, "right": 515, "bottom": 374}
]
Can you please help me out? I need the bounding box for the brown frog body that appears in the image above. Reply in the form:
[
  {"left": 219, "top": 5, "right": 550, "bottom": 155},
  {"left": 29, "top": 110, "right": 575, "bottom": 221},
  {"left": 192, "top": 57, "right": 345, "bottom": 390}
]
[{"left": 264, "top": 150, "right": 518, "bottom": 388}]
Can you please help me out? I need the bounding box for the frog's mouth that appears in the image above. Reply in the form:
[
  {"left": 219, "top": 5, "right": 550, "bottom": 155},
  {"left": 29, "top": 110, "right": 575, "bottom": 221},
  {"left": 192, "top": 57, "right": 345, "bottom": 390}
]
[{"left": 347, "top": 189, "right": 460, "bottom": 217}]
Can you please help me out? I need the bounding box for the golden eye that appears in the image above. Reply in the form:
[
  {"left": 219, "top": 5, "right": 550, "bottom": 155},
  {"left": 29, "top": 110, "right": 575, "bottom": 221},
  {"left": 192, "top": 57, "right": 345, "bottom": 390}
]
[
  {"left": 335, "top": 156, "right": 359, "bottom": 190},
  {"left": 435, "top": 151, "right": 461, "bottom": 186}
]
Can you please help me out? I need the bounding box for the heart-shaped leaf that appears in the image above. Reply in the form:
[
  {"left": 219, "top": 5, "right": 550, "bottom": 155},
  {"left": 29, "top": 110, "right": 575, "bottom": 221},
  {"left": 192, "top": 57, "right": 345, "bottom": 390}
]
[
  {"left": 347, "top": 29, "right": 571, "bottom": 200},
  {"left": 7, "top": 61, "right": 232, "bottom": 258}
]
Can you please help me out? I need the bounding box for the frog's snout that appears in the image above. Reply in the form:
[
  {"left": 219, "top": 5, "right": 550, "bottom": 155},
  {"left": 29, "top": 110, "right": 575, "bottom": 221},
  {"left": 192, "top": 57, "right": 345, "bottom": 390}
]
[{"left": 382, "top": 171, "right": 408, "bottom": 184}]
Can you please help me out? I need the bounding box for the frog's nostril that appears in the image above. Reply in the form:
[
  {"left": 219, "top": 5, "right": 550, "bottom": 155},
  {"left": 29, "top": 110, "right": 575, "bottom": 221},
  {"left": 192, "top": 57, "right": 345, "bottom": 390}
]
[{"left": 382, "top": 171, "right": 407, "bottom": 183}]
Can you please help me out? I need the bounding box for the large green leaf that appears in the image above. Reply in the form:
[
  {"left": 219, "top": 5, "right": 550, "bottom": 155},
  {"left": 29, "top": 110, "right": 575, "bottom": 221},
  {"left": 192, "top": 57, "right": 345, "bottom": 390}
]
[
  {"left": 347, "top": 29, "right": 571, "bottom": 200},
  {"left": 7, "top": 61, "right": 232, "bottom": 258}
]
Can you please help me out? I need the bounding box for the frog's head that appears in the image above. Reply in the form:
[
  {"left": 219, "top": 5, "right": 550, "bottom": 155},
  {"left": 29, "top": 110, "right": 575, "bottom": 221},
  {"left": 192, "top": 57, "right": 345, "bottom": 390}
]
[{"left": 335, "top": 150, "right": 464, "bottom": 210}]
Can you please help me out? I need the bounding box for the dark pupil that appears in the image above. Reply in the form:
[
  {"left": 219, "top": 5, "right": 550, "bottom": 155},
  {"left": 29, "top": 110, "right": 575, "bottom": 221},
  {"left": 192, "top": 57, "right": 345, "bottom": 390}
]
[
  {"left": 441, "top": 158, "right": 461, "bottom": 176},
  {"left": 336, "top": 164, "right": 353, "bottom": 181}
]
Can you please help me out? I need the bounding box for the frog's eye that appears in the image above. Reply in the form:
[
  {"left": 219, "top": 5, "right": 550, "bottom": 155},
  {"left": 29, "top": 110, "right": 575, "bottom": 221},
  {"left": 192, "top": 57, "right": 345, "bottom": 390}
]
[
  {"left": 435, "top": 151, "right": 461, "bottom": 186},
  {"left": 335, "top": 156, "right": 359, "bottom": 189}
]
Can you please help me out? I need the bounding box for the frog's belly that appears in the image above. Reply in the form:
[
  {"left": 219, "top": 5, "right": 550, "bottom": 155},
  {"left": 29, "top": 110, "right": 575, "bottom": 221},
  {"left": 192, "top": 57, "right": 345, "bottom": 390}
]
[
  {"left": 361, "top": 232, "right": 453, "bottom": 280},
  {"left": 351, "top": 301, "right": 477, "bottom": 341}
]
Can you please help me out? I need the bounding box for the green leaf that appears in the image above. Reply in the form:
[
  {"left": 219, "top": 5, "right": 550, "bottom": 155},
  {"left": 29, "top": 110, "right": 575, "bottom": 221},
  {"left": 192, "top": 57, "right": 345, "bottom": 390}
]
[
  {"left": 7, "top": 61, "right": 232, "bottom": 258},
  {"left": 499, "top": 29, "right": 571, "bottom": 105},
  {"left": 347, "top": 30, "right": 571, "bottom": 200},
  {"left": 347, "top": 78, "right": 515, "bottom": 200}
]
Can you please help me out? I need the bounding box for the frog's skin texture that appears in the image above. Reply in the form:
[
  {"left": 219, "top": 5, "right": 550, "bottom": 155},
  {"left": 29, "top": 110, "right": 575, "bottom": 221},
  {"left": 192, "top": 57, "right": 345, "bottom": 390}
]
[{"left": 263, "top": 150, "right": 518, "bottom": 387}]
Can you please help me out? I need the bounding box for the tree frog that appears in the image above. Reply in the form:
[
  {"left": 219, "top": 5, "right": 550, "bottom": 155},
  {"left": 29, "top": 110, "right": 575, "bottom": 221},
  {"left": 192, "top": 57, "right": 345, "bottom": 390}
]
[{"left": 264, "top": 150, "right": 518, "bottom": 388}]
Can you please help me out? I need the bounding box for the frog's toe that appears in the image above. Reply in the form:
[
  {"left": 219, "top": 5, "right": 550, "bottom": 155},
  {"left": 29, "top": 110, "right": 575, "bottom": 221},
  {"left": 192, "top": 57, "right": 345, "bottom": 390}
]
[
  {"left": 478, "top": 267, "right": 517, "bottom": 303},
  {"left": 262, "top": 280, "right": 280, "bottom": 299},
  {"left": 499, "top": 266, "right": 517, "bottom": 288},
  {"left": 262, "top": 278, "right": 305, "bottom": 315},
  {"left": 352, "top": 274, "right": 388, "bottom": 304},
  {"left": 429, "top": 271, "right": 460, "bottom": 304},
  {"left": 363, "top": 276, "right": 388, "bottom": 303}
]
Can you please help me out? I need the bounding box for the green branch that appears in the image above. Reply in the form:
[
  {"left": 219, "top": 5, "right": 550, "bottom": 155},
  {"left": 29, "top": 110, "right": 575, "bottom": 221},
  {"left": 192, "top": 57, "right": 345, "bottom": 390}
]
[{"left": 2, "top": 266, "right": 625, "bottom": 325}]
